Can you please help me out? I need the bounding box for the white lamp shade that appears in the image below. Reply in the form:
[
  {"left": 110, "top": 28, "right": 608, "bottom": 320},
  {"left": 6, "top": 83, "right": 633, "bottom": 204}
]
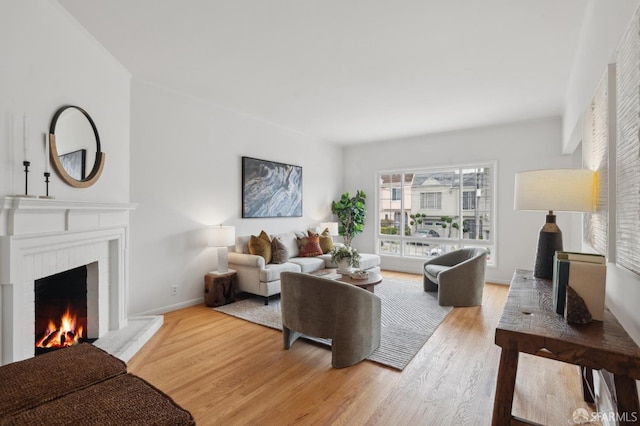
[
  {"left": 208, "top": 225, "right": 236, "bottom": 247},
  {"left": 514, "top": 169, "right": 595, "bottom": 212},
  {"left": 320, "top": 222, "right": 339, "bottom": 236}
]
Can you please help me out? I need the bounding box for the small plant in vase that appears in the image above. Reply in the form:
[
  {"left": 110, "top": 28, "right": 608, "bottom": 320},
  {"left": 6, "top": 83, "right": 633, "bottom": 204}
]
[{"left": 330, "top": 246, "right": 361, "bottom": 273}]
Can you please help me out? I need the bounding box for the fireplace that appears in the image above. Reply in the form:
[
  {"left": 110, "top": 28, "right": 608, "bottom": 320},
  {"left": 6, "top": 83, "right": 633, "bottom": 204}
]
[
  {"left": 34, "top": 264, "right": 98, "bottom": 354},
  {"left": 1, "top": 197, "right": 162, "bottom": 365}
]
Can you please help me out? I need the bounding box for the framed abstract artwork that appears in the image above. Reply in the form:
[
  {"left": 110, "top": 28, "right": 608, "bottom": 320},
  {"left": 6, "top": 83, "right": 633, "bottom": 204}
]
[
  {"left": 58, "top": 149, "right": 87, "bottom": 181},
  {"left": 242, "top": 156, "right": 302, "bottom": 218}
]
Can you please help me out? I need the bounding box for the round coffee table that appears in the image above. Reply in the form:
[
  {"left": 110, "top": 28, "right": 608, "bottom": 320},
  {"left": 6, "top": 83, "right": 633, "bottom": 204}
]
[{"left": 336, "top": 271, "right": 383, "bottom": 293}]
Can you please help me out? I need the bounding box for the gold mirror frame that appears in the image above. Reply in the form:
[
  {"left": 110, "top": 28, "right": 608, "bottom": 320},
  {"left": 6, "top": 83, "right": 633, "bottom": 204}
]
[{"left": 49, "top": 106, "right": 105, "bottom": 188}]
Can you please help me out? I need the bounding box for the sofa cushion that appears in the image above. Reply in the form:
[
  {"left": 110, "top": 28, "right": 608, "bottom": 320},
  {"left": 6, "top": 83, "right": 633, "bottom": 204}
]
[
  {"left": 272, "top": 231, "right": 299, "bottom": 258},
  {"left": 249, "top": 232, "right": 272, "bottom": 263},
  {"left": 270, "top": 237, "right": 290, "bottom": 264},
  {"left": 297, "top": 235, "right": 323, "bottom": 257},
  {"left": 320, "top": 252, "right": 381, "bottom": 271},
  {"left": 289, "top": 256, "right": 326, "bottom": 273},
  {"left": 260, "top": 262, "right": 301, "bottom": 282},
  {"left": 235, "top": 235, "right": 251, "bottom": 254},
  {"left": 358, "top": 253, "right": 381, "bottom": 270},
  {"left": 424, "top": 264, "right": 451, "bottom": 283}
]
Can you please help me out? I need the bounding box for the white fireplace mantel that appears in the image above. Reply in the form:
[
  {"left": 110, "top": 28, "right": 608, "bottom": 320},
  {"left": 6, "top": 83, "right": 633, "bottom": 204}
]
[
  {"left": 1, "top": 197, "right": 138, "bottom": 237},
  {"left": 2, "top": 197, "right": 137, "bottom": 212},
  {"left": 0, "top": 197, "right": 159, "bottom": 365}
]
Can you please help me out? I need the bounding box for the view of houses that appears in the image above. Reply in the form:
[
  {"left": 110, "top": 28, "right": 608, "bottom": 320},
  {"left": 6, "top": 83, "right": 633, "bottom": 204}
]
[{"left": 378, "top": 167, "right": 493, "bottom": 262}]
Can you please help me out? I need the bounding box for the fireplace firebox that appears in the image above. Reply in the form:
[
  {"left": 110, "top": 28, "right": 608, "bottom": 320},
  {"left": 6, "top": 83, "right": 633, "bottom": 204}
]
[{"left": 34, "top": 264, "right": 95, "bottom": 355}]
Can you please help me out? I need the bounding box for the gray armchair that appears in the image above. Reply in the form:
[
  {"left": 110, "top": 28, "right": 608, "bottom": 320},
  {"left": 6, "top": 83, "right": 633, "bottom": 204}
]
[
  {"left": 280, "top": 271, "right": 381, "bottom": 368},
  {"left": 423, "top": 247, "right": 488, "bottom": 306}
]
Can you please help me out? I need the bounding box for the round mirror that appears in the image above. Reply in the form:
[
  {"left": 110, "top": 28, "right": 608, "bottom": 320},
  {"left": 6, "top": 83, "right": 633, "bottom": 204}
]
[{"left": 49, "top": 105, "right": 105, "bottom": 188}]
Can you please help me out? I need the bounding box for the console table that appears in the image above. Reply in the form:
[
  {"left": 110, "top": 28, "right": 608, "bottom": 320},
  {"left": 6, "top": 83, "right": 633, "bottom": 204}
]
[{"left": 492, "top": 269, "right": 640, "bottom": 425}]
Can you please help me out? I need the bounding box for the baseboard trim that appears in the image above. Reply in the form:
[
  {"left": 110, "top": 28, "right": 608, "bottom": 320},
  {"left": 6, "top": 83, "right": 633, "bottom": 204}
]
[{"left": 136, "top": 297, "right": 204, "bottom": 316}]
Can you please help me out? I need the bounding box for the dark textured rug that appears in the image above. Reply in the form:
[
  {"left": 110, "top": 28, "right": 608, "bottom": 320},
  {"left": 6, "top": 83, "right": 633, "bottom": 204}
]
[
  {"left": 0, "top": 343, "right": 194, "bottom": 425},
  {"left": 213, "top": 278, "right": 452, "bottom": 370}
]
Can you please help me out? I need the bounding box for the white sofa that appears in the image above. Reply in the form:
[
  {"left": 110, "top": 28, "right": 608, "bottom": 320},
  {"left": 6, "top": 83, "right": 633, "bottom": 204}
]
[{"left": 228, "top": 230, "right": 381, "bottom": 304}]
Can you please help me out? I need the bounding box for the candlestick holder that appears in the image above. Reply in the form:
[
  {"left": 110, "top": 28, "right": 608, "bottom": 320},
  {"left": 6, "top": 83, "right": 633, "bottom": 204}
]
[
  {"left": 39, "top": 172, "right": 54, "bottom": 199},
  {"left": 12, "top": 161, "right": 37, "bottom": 198}
]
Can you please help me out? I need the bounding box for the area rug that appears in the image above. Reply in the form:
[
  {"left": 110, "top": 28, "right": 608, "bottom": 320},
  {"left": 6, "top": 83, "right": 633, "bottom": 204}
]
[{"left": 213, "top": 278, "right": 452, "bottom": 370}]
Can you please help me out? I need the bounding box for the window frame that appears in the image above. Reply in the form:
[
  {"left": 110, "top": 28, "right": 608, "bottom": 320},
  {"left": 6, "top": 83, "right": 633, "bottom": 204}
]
[{"left": 375, "top": 161, "right": 497, "bottom": 266}]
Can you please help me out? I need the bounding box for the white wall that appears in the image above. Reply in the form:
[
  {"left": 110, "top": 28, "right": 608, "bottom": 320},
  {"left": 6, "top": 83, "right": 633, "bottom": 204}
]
[
  {"left": 562, "top": 0, "right": 640, "bottom": 153},
  {"left": 129, "top": 81, "right": 342, "bottom": 315},
  {"left": 343, "top": 118, "right": 574, "bottom": 284},
  {"left": 0, "top": 1, "right": 130, "bottom": 203},
  {"left": 564, "top": 0, "right": 640, "bottom": 343}
]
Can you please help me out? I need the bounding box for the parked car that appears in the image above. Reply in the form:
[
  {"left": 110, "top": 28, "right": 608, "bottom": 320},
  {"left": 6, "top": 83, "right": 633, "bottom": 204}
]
[
  {"left": 415, "top": 229, "right": 440, "bottom": 238},
  {"left": 408, "top": 229, "right": 440, "bottom": 246}
]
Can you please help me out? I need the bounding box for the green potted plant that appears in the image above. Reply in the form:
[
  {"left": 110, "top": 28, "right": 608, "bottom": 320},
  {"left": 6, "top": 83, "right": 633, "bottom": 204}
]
[
  {"left": 329, "top": 245, "right": 361, "bottom": 273},
  {"left": 331, "top": 190, "right": 366, "bottom": 247}
]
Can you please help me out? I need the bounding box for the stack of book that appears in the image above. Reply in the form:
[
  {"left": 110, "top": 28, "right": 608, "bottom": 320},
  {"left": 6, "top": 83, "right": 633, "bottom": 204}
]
[{"left": 552, "top": 251, "right": 606, "bottom": 323}]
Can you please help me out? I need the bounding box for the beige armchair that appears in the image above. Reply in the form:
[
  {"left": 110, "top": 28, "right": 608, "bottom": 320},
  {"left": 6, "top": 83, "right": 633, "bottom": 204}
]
[
  {"left": 280, "top": 271, "right": 381, "bottom": 368},
  {"left": 423, "top": 247, "right": 488, "bottom": 306}
]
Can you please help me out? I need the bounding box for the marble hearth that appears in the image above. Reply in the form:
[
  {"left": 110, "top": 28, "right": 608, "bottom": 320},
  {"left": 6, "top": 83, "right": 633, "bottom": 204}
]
[{"left": 0, "top": 197, "right": 161, "bottom": 365}]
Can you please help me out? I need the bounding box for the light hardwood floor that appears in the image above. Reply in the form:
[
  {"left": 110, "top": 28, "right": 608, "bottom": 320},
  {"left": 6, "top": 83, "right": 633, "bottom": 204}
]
[{"left": 128, "top": 271, "right": 597, "bottom": 425}]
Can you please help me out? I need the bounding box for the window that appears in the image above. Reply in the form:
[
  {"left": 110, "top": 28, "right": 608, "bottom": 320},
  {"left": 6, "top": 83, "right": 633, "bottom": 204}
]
[
  {"left": 463, "top": 191, "right": 476, "bottom": 210},
  {"left": 377, "top": 164, "right": 495, "bottom": 266},
  {"left": 391, "top": 187, "right": 402, "bottom": 201},
  {"left": 420, "top": 192, "right": 442, "bottom": 209}
]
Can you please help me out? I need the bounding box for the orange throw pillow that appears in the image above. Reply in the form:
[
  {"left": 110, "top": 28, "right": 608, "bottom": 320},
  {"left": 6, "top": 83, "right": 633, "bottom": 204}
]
[{"left": 296, "top": 235, "right": 323, "bottom": 257}]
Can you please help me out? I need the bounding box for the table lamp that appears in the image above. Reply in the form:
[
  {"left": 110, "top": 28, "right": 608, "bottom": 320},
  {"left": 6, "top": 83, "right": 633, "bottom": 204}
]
[
  {"left": 320, "top": 222, "right": 339, "bottom": 236},
  {"left": 208, "top": 225, "right": 236, "bottom": 274},
  {"left": 514, "top": 169, "right": 595, "bottom": 279}
]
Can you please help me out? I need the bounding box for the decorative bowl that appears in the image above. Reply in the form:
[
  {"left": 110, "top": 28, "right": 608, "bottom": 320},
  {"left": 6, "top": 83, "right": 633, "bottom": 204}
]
[{"left": 350, "top": 270, "right": 369, "bottom": 280}]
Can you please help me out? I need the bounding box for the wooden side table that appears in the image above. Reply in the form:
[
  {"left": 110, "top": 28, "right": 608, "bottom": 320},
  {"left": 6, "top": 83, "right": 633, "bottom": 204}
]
[
  {"left": 492, "top": 270, "right": 640, "bottom": 425},
  {"left": 204, "top": 270, "right": 237, "bottom": 307}
]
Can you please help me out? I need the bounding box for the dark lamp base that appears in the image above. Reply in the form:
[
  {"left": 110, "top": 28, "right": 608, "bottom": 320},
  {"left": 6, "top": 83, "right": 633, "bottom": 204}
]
[{"left": 533, "top": 214, "right": 563, "bottom": 279}]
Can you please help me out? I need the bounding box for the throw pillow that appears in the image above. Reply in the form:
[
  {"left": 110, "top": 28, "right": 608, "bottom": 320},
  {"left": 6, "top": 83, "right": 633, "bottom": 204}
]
[
  {"left": 271, "top": 237, "right": 289, "bottom": 264},
  {"left": 258, "top": 230, "right": 271, "bottom": 243},
  {"left": 249, "top": 231, "right": 272, "bottom": 263},
  {"left": 319, "top": 228, "right": 334, "bottom": 254},
  {"left": 296, "top": 235, "right": 323, "bottom": 257}
]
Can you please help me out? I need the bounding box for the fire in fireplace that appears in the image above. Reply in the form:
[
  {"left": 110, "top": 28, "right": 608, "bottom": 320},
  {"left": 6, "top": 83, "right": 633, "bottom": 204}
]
[
  {"left": 34, "top": 264, "right": 91, "bottom": 354},
  {"left": 35, "top": 305, "right": 83, "bottom": 349}
]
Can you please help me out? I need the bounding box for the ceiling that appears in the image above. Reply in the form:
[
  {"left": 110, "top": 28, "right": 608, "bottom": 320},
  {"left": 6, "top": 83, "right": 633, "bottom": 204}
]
[{"left": 57, "top": 0, "right": 588, "bottom": 145}]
